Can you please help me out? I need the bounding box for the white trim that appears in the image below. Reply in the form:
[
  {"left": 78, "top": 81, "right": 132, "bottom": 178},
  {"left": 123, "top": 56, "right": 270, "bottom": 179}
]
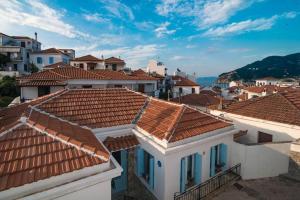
[
  {"left": 93, "top": 124, "right": 135, "bottom": 140},
  {"left": 0, "top": 160, "right": 119, "bottom": 200}
]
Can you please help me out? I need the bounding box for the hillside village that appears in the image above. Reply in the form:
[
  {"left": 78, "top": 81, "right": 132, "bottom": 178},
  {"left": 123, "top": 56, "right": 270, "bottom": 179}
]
[{"left": 0, "top": 30, "right": 300, "bottom": 200}]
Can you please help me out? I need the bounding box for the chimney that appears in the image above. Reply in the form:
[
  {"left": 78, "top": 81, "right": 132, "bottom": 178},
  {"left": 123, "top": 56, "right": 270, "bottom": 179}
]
[{"left": 35, "top": 32, "right": 37, "bottom": 41}]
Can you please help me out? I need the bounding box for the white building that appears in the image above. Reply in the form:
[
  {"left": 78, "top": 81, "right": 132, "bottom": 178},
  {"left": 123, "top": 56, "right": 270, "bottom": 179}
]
[
  {"left": 256, "top": 77, "right": 279, "bottom": 86},
  {"left": 18, "top": 67, "right": 159, "bottom": 100},
  {"left": 70, "top": 55, "right": 105, "bottom": 70},
  {"left": 171, "top": 75, "right": 200, "bottom": 98},
  {"left": 0, "top": 32, "right": 41, "bottom": 74},
  {"left": 146, "top": 60, "right": 167, "bottom": 77},
  {"left": 30, "top": 48, "right": 73, "bottom": 70},
  {"left": 1, "top": 88, "right": 296, "bottom": 200},
  {"left": 211, "top": 91, "right": 300, "bottom": 179},
  {"left": 104, "top": 56, "right": 126, "bottom": 71}
]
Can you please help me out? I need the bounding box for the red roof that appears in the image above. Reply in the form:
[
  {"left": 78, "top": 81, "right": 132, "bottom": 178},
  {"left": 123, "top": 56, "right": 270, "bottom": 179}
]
[
  {"left": 92, "top": 70, "right": 158, "bottom": 80},
  {"left": 32, "top": 48, "right": 67, "bottom": 55},
  {"left": 172, "top": 76, "right": 199, "bottom": 86},
  {"left": 72, "top": 55, "right": 103, "bottom": 62},
  {"left": 137, "top": 99, "right": 232, "bottom": 142},
  {"left": 43, "top": 62, "right": 71, "bottom": 69},
  {"left": 225, "top": 91, "right": 300, "bottom": 126},
  {"left": 171, "top": 93, "right": 220, "bottom": 107},
  {"left": 18, "top": 80, "right": 66, "bottom": 86},
  {"left": 103, "top": 135, "right": 139, "bottom": 152},
  {"left": 105, "top": 57, "right": 125, "bottom": 64}
]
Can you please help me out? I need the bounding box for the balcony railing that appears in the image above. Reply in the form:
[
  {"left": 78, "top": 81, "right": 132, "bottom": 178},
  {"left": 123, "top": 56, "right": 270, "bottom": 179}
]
[{"left": 174, "top": 164, "right": 241, "bottom": 200}]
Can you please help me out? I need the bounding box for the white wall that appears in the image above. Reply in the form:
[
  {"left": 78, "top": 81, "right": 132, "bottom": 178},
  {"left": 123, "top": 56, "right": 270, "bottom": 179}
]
[
  {"left": 70, "top": 61, "right": 105, "bottom": 70},
  {"left": 173, "top": 86, "right": 200, "bottom": 98},
  {"left": 21, "top": 87, "right": 38, "bottom": 100},
  {"left": 231, "top": 142, "right": 290, "bottom": 179},
  {"left": 211, "top": 111, "right": 300, "bottom": 143},
  {"left": 31, "top": 54, "right": 70, "bottom": 70},
  {"left": 54, "top": 180, "right": 111, "bottom": 200}
]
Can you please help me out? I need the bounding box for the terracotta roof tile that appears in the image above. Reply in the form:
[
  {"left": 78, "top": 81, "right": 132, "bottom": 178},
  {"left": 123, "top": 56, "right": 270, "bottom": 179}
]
[
  {"left": 200, "top": 90, "right": 218, "bottom": 96},
  {"left": 32, "top": 48, "right": 67, "bottom": 55},
  {"left": 37, "top": 88, "right": 148, "bottom": 129},
  {"left": 103, "top": 135, "right": 139, "bottom": 152},
  {"left": 171, "top": 93, "right": 220, "bottom": 107},
  {"left": 104, "top": 57, "right": 125, "bottom": 64},
  {"left": 92, "top": 70, "right": 158, "bottom": 80},
  {"left": 0, "top": 122, "right": 108, "bottom": 192},
  {"left": 137, "top": 99, "right": 232, "bottom": 142},
  {"left": 172, "top": 76, "right": 199, "bottom": 86},
  {"left": 43, "top": 62, "right": 72, "bottom": 69},
  {"left": 18, "top": 80, "right": 66, "bottom": 86},
  {"left": 225, "top": 91, "right": 300, "bottom": 126},
  {"left": 72, "top": 55, "right": 103, "bottom": 62}
]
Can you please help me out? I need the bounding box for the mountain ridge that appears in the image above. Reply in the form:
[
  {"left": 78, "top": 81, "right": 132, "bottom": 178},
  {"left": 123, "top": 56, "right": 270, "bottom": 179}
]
[{"left": 218, "top": 53, "right": 300, "bottom": 82}]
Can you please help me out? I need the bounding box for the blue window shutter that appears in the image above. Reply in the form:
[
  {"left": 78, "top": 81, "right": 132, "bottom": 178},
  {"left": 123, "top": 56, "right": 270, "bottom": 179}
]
[
  {"left": 194, "top": 153, "right": 202, "bottom": 185},
  {"left": 49, "top": 57, "right": 54, "bottom": 64},
  {"left": 210, "top": 147, "right": 216, "bottom": 177},
  {"left": 121, "top": 150, "right": 128, "bottom": 190},
  {"left": 180, "top": 158, "right": 186, "bottom": 193},
  {"left": 149, "top": 156, "right": 154, "bottom": 189},
  {"left": 137, "top": 148, "right": 144, "bottom": 177},
  {"left": 220, "top": 144, "right": 228, "bottom": 170}
]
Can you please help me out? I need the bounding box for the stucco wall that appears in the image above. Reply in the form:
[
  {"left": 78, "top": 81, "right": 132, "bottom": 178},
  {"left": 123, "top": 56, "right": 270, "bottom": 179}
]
[
  {"left": 54, "top": 180, "right": 111, "bottom": 200},
  {"left": 31, "top": 54, "right": 70, "bottom": 70},
  {"left": 173, "top": 86, "right": 200, "bottom": 98},
  {"left": 21, "top": 87, "right": 38, "bottom": 100},
  {"left": 232, "top": 142, "right": 290, "bottom": 179}
]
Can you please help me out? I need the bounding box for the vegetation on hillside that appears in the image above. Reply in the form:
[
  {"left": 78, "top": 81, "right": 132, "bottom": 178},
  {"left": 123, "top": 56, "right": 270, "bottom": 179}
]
[
  {"left": 0, "top": 76, "right": 19, "bottom": 107},
  {"left": 218, "top": 53, "right": 300, "bottom": 81}
]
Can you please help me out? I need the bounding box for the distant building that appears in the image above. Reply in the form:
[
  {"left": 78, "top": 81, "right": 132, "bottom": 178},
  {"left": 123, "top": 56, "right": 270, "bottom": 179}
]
[
  {"left": 104, "top": 56, "right": 126, "bottom": 71},
  {"left": 256, "top": 77, "right": 279, "bottom": 86},
  {"left": 58, "top": 48, "right": 75, "bottom": 59},
  {"left": 146, "top": 59, "right": 167, "bottom": 76},
  {"left": 171, "top": 75, "right": 200, "bottom": 98},
  {"left": 30, "top": 48, "right": 73, "bottom": 70},
  {"left": 70, "top": 54, "right": 105, "bottom": 70},
  {"left": 0, "top": 32, "right": 41, "bottom": 74}
]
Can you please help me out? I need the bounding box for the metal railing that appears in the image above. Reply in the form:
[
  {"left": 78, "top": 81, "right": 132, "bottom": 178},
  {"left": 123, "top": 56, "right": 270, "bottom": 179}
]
[{"left": 174, "top": 164, "right": 241, "bottom": 200}]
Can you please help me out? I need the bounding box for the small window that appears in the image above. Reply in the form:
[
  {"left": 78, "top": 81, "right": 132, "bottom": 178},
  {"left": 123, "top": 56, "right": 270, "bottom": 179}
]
[
  {"left": 192, "top": 88, "right": 195, "bottom": 94},
  {"left": 37, "top": 57, "right": 43, "bottom": 64},
  {"left": 112, "top": 64, "right": 117, "bottom": 71},
  {"left": 112, "top": 151, "right": 121, "bottom": 165},
  {"left": 106, "top": 65, "right": 108, "bottom": 69},
  {"left": 82, "top": 85, "right": 92, "bottom": 88},
  {"left": 79, "top": 63, "right": 84, "bottom": 69},
  {"left": 21, "top": 41, "right": 25, "bottom": 47},
  {"left": 49, "top": 57, "right": 54, "bottom": 64},
  {"left": 179, "top": 87, "right": 183, "bottom": 93},
  {"left": 63, "top": 58, "right": 68, "bottom": 64},
  {"left": 24, "top": 64, "right": 27, "bottom": 71},
  {"left": 27, "top": 52, "right": 29, "bottom": 59},
  {"left": 13, "top": 64, "right": 18, "bottom": 71}
]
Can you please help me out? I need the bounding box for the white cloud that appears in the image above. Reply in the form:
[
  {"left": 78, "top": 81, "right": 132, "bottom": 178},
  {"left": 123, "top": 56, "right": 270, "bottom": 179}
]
[
  {"left": 97, "top": 44, "right": 161, "bottom": 67},
  {"left": 135, "top": 21, "right": 157, "bottom": 31},
  {"left": 83, "top": 13, "right": 110, "bottom": 23},
  {"left": 186, "top": 44, "right": 197, "bottom": 49},
  {"left": 0, "top": 0, "right": 86, "bottom": 38},
  {"left": 154, "top": 22, "right": 176, "bottom": 38},
  {"left": 202, "top": 12, "right": 297, "bottom": 37},
  {"left": 99, "top": 0, "right": 134, "bottom": 20},
  {"left": 156, "top": 0, "right": 262, "bottom": 28},
  {"left": 171, "top": 55, "right": 188, "bottom": 60}
]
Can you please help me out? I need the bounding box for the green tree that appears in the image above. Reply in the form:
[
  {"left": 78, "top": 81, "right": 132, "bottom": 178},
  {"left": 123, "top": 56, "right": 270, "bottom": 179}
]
[
  {"left": 0, "top": 76, "right": 19, "bottom": 107},
  {"left": 30, "top": 63, "right": 39, "bottom": 73}
]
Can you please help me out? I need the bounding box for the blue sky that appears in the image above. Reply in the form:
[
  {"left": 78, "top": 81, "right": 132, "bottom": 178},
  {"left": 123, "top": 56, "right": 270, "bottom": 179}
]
[{"left": 1, "top": 0, "right": 300, "bottom": 76}]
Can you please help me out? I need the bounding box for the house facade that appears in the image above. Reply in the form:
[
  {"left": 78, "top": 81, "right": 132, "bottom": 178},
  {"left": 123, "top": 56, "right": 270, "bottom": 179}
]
[
  {"left": 256, "top": 77, "right": 279, "bottom": 86},
  {"left": 171, "top": 75, "right": 200, "bottom": 98},
  {"left": 0, "top": 32, "right": 41, "bottom": 74},
  {"left": 30, "top": 48, "right": 73, "bottom": 70},
  {"left": 104, "top": 57, "right": 125, "bottom": 71},
  {"left": 18, "top": 67, "right": 159, "bottom": 100},
  {"left": 70, "top": 55, "right": 105, "bottom": 70}
]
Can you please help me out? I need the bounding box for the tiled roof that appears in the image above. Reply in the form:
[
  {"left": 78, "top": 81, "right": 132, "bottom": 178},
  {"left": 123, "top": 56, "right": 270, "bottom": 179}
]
[
  {"left": 172, "top": 76, "right": 199, "bottom": 86},
  {"left": 171, "top": 93, "right": 220, "bottom": 107},
  {"left": 37, "top": 88, "right": 148, "bottom": 129},
  {"left": 92, "top": 70, "right": 158, "bottom": 80},
  {"left": 18, "top": 80, "right": 66, "bottom": 86},
  {"left": 137, "top": 99, "right": 232, "bottom": 142},
  {"left": 32, "top": 48, "right": 67, "bottom": 55},
  {"left": 105, "top": 57, "right": 125, "bottom": 64},
  {"left": 244, "top": 85, "right": 277, "bottom": 93},
  {"left": 0, "top": 121, "right": 108, "bottom": 192},
  {"left": 0, "top": 90, "right": 66, "bottom": 132},
  {"left": 19, "top": 67, "right": 103, "bottom": 81},
  {"left": 225, "top": 91, "right": 300, "bottom": 126},
  {"left": 103, "top": 135, "right": 139, "bottom": 152},
  {"left": 43, "top": 62, "right": 71, "bottom": 69},
  {"left": 200, "top": 90, "right": 218, "bottom": 96},
  {"left": 72, "top": 55, "right": 103, "bottom": 62}
]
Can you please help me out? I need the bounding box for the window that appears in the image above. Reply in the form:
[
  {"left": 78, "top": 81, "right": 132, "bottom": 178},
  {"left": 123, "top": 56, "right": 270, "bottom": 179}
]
[
  {"left": 106, "top": 65, "right": 108, "bottom": 69},
  {"left": 63, "top": 58, "right": 68, "bottom": 64},
  {"left": 24, "top": 64, "right": 27, "bottom": 71},
  {"left": 49, "top": 57, "right": 54, "bottom": 64},
  {"left": 112, "top": 151, "right": 121, "bottom": 165},
  {"left": 82, "top": 85, "right": 92, "bottom": 88},
  {"left": 79, "top": 63, "right": 84, "bottom": 69},
  {"left": 210, "top": 144, "right": 227, "bottom": 177},
  {"left": 13, "top": 64, "right": 18, "bottom": 71},
  {"left": 21, "top": 41, "right": 25, "bottom": 47},
  {"left": 179, "top": 87, "right": 183, "bottom": 94},
  {"left": 26, "top": 52, "right": 29, "bottom": 59},
  {"left": 112, "top": 64, "right": 117, "bottom": 71},
  {"left": 192, "top": 88, "right": 195, "bottom": 94},
  {"left": 38, "top": 86, "right": 50, "bottom": 97},
  {"left": 37, "top": 57, "right": 43, "bottom": 64},
  {"left": 136, "top": 148, "right": 154, "bottom": 189}
]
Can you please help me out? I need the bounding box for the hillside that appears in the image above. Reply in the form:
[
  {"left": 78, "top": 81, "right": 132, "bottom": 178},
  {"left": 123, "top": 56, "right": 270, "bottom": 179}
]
[{"left": 218, "top": 53, "right": 300, "bottom": 81}]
